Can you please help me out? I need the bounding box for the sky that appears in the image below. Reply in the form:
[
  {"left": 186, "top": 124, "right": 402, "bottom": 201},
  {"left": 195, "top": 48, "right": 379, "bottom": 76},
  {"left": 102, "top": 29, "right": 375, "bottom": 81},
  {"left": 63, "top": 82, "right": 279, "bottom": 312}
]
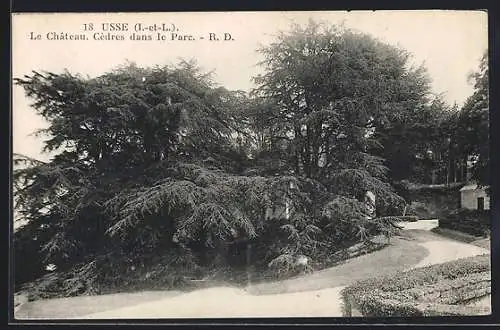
[{"left": 12, "top": 11, "right": 488, "bottom": 162}]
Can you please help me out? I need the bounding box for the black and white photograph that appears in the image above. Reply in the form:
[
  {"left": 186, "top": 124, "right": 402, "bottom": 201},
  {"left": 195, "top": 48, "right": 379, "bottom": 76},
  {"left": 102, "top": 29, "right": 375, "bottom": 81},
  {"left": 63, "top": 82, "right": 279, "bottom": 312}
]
[{"left": 11, "top": 11, "right": 491, "bottom": 319}]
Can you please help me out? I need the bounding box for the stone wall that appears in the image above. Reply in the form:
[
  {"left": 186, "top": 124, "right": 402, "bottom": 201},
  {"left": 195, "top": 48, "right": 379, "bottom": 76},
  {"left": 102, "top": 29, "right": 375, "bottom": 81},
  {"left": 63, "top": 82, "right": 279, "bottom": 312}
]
[{"left": 404, "top": 184, "right": 463, "bottom": 219}]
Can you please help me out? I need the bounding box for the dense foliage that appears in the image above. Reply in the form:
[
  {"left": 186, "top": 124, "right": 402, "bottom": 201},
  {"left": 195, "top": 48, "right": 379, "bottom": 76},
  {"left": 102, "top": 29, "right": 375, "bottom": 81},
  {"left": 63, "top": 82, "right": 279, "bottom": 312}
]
[
  {"left": 13, "top": 21, "right": 488, "bottom": 298},
  {"left": 398, "top": 51, "right": 489, "bottom": 186},
  {"left": 456, "top": 52, "right": 489, "bottom": 186}
]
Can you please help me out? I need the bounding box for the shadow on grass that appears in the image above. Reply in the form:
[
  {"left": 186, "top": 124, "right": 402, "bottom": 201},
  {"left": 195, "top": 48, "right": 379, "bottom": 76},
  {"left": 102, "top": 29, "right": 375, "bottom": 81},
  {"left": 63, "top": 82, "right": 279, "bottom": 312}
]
[
  {"left": 431, "top": 227, "right": 491, "bottom": 250},
  {"left": 246, "top": 236, "right": 429, "bottom": 296}
]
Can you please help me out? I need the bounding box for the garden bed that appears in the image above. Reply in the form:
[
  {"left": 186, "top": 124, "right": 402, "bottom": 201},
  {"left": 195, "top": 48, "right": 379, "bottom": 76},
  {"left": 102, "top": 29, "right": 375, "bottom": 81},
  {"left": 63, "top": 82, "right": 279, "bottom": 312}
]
[{"left": 341, "top": 254, "right": 491, "bottom": 317}]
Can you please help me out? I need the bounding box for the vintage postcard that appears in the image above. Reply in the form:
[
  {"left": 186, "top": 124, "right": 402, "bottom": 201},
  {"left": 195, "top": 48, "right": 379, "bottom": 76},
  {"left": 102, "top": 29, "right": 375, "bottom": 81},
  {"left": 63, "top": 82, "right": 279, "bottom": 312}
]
[{"left": 12, "top": 11, "right": 490, "bottom": 320}]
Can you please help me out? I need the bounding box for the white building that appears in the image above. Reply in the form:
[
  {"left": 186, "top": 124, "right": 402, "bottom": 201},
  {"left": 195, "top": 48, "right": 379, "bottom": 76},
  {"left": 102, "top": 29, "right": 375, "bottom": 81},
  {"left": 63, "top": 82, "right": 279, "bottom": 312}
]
[{"left": 459, "top": 184, "right": 490, "bottom": 210}]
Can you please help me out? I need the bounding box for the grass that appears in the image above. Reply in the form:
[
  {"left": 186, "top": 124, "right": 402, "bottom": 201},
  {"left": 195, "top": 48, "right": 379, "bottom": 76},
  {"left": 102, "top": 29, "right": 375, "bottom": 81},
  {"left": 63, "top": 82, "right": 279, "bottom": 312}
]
[
  {"left": 431, "top": 227, "right": 491, "bottom": 250},
  {"left": 471, "top": 239, "right": 491, "bottom": 250},
  {"left": 246, "top": 235, "right": 429, "bottom": 295}
]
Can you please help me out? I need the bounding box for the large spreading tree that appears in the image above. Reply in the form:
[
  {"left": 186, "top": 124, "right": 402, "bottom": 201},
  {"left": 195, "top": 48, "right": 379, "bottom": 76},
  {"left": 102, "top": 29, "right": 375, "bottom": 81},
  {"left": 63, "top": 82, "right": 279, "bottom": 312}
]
[
  {"left": 13, "top": 61, "right": 270, "bottom": 288},
  {"left": 250, "top": 21, "right": 436, "bottom": 208}
]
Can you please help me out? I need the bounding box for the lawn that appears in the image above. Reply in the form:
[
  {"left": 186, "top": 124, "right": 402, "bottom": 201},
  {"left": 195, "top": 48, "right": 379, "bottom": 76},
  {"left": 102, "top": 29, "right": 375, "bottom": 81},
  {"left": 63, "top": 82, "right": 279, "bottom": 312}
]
[
  {"left": 246, "top": 235, "right": 429, "bottom": 295},
  {"left": 431, "top": 227, "right": 491, "bottom": 250}
]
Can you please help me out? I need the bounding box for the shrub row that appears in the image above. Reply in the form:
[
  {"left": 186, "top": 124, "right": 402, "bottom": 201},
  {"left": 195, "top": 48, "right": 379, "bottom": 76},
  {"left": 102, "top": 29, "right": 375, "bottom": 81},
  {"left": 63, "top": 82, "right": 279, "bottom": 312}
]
[
  {"left": 439, "top": 209, "right": 490, "bottom": 237},
  {"left": 377, "top": 216, "right": 419, "bottom": 223},
  {"left": 407, "top": 182, "right": 466, "bottom": 193},
  {"left": 341, "top": 254, "right": 491, "bottom": 317},
  {"left": 398, "top": 271, "right": 490, "bottom": 304}
]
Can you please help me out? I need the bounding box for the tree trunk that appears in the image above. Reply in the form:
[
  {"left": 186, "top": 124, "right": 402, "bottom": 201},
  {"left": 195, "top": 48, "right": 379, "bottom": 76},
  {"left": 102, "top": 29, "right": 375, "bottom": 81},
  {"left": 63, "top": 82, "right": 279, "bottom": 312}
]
[
  {"left": 446, "top": 161, "right": 450, "bottom": 185},
  {"left": 463, "top": 155, "right": 468, "bottom": 182},
  {"left": 453, "top": 158, "right": 458, "bottom": 183},
  {"left": 246, "top": 243, "right": 252, "bottom": 287},
  {"left": 294, "top": 127, "right": 302, "bottom": 175}
]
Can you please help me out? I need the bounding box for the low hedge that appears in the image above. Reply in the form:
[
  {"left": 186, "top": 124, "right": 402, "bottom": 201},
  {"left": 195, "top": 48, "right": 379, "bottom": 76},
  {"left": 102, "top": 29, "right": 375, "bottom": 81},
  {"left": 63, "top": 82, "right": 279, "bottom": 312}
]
[
  {"left": 407, "top": 182, "right": 465, "bottom": 193},
  {"left": 377, "top": 216, "right": 419, "bottom": 223},
  {"left": 341, "top": 254, "right": 491, "bottom": 317},
  {"left": 439, "top": 209, "right": 490, "bottom": 237}
]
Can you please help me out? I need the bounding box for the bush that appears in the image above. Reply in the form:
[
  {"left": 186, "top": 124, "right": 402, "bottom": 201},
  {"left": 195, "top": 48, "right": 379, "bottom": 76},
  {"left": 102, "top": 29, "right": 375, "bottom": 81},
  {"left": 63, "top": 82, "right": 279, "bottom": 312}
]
[
  {"left": 21, "top": 268, "right": 99, "bottom": 301},
  {"left": 341, "top": 254, "right": 491, "bottom": 317},
  {"left": 439, "top": 209, "right": 490, "bottom": 237}
]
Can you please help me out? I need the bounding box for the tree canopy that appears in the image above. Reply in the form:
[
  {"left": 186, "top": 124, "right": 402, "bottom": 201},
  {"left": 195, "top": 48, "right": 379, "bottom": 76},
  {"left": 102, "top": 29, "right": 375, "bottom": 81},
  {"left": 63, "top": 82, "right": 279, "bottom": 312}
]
[
  {"left": 456, "top": 52, "right": 489, "bottom": 186},
  {"left": 14, "top": 61, "right": 264, "bottom": 286},
  {"left": 250, "top": 21, "right": 433, "bottom": 206}
]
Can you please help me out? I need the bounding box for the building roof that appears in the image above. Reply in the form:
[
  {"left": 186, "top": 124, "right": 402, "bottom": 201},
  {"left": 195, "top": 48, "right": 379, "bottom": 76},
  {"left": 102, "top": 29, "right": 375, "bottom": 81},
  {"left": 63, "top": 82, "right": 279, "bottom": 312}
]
[{"left": 459, "top": 184, "right": 489, "bottom": 192}]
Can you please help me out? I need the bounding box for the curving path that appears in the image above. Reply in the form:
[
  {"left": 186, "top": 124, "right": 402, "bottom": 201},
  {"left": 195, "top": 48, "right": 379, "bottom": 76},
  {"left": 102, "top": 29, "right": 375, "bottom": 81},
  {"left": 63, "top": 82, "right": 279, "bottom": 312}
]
[{"left": 16, "top": 220, "right": 490, "bottom": 319}]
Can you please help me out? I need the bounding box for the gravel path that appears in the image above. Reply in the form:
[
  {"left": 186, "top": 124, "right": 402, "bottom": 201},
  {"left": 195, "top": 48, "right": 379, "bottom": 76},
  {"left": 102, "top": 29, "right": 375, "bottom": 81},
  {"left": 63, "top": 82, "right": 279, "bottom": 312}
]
[
  {"left": 413, "top": 241, "right": 488, "bottom": 269},
  {"left": 14, "top": 290, "right": 183, "bottom": 320},
  {"left": 16, "top": 220, "right": 491, "bottom": 319},
  {"left": 84, "top": 286, "right": 347, "bottom": 319}
]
